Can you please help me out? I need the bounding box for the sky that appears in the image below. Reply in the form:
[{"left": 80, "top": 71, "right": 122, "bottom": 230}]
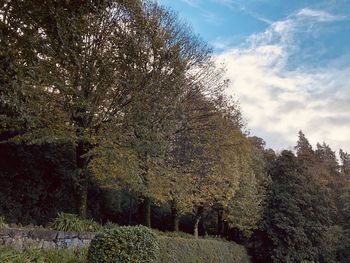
[{"left": 157, "top": 0, "right": 350, "bottom": 153}]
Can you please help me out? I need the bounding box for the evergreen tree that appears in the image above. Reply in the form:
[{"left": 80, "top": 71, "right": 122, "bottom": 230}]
[{"left": 260, "top": 150, "right": 336, "bottom": 263}]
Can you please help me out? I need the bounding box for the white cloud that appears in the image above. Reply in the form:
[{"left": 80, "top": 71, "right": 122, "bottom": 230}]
[
  {"left": 215, "top": 8, "right": 350, "bottom": 152},
  {"left": 296, "top": 8, "right": 343, "bottom": 22},
  {"left": 212, "top": 38, "right": 231, "bottom": 50}
]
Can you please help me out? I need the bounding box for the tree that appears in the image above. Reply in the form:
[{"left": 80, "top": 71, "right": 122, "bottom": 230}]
[
  {"left": 335, "top": 150, "right": 350, "bottom": 261},
  {"left": 340, "top": 149, "right": 350, "bottom": 176},
  {"left": 0, "top": 0, "right": 211, "bottom": 218},
  {"left": 224, "top": 137, "right": 270, "bottom": 237},
  {"left": 260, "top": 150, "right": 336, "bottom": 263},
  {"left": 88, "top": 1, "right": 213, "bottom": 227},
  {"left": 163, "top": 88, "right": 266, "bottom": 237}
]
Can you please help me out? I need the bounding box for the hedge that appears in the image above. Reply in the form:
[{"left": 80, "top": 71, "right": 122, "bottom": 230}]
[
  {"left": 2, "top": 224, "right": 249, "bottom": 263},
  {"left": 158, "top": 236, "right": 250, "bottom": 263},
  {"left": 87, "top": 225, "right": 159, "bottom": 263},
  {"left": 88, "top": 225, "right": 250, "bottom": 263}
]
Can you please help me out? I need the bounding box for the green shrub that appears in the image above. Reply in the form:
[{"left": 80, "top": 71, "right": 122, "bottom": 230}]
[
  {"left": 49, "top": 212, "right": 101, "bottom": 232},
  {"left": 158, "top": 236, "right": 250, "bottom": 263},
  {"left": 103, "top": 221, "right": 119, "bottom": 229},
  {"left": 0, "top": 215, "right": 8, "bottom": 228},
  {"left": 0, "top": 246, "right": 87, "bottom": 263},
  {"left": 88, "top": 225, "right": 160, "bottom": 263}
]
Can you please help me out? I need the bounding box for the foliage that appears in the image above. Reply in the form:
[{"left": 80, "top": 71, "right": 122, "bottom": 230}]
[
  {"left": 0, "top": 246, "right": 87, "bottom": 263},
  {"left": 0, "top": 215, "right": 8, "bottom": 228},
  {"left": 0, "top": 142, "right": 79, "bottom": 225},
  {"left": 102, "top": 221, "right": 119, "bottom": 229},
  {"left": 225, "top": 167, "right": 262, "bottom": 236},
  {"left": 258, "top": 150, "right": 336, "bottom": 263},
  {"left": 87, "top": 225, "right": 160, "bottom": 263},
  {"left": 0, "top": 0, "right": 214, "bottom": 218},
  {"left": 0, "top": 0, "right": 266, "bottom": 239},
  {"left": 158, "top": 236, "right": 250, "bottom": 263},
  {"left": 164, "top": 90, "right": 266, "bottom": 236},
  {"left": 337, "top": 228, "right": 350, "bottom": 262},
  {"left": 49, "top": 212, "right": 101, "bottom": 232}
]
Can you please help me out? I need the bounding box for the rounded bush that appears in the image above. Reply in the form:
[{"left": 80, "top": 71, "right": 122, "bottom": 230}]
[{"left": 87, "top": 225, "right": 159, "bottom": 263}]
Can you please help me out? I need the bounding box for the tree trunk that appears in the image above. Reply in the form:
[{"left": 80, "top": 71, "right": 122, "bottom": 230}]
[
  {"left": 223, "top": 221, "right": 229, "bottom": 237},
  {"left": 76, "top": 138, "right": 90, "bottom": 218},
  {"left": 194, "top": 216, "right": 200, "bottom": 239},
  {"left": 141, "top": 197, "right": 151, "bottom": 227},
  {"left": 217, "top": 209, "right": 223, "bottom": 236},
  {"left": 171, "top": 203, "right": 179, "bottom": 232},
  {"left": 193, "top": 207, "right": 203, "bottom": 239},
  {"left": 138, "top": 151, "right": 151, "bottom": 227},
  {"left": 79, "top": 179, "right": 88, "bottom": 218},
  {"left": 128, "top": 196, "right": 133, "bottom": 225}
]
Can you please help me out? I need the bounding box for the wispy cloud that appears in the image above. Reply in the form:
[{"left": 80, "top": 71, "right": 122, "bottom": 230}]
[
  {"left": 210, "top": 0, "right": 272, "bottom": 24},
  {"left": 296, "top": 8, "right": 344, "bottom": 22},
  {"left": 215, "top": 8, "right": 350, "bottom": 152},
  {"left": 202, "top": 11, "right": 224, "bottom": 26},
  {"left": 180, "top": 0, "right": 200, "bottom": 8}
]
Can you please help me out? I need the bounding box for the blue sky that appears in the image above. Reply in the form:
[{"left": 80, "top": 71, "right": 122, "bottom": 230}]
[{"left": 157, "top": 0, "right": 350, "bottom": 153}]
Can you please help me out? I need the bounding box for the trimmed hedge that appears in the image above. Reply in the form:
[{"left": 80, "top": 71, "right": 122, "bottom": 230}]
[
  {"left": 87, "top": 225, "right": 159, "bottom": 263},
  {"left": 158, "top": 236, "right": 250, "bottom": 263},
  {"left": 88, "top": 225, "right": 250, "bottom": 263}
]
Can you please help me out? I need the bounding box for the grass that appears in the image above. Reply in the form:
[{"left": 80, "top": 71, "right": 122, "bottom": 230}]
[
  {"left": 0, "top": 216, "right": 8, "bottom": 228},
  {"left": 0, "top": 246, "right": 87, "bottom": 263},
  {"left": 49, "top": 212, "right": 102, "bottom": 232}
]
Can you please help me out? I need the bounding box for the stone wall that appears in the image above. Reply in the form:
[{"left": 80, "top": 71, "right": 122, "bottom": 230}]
[{"left": 0, "top": 228, "right": 95, "bottom": 249}]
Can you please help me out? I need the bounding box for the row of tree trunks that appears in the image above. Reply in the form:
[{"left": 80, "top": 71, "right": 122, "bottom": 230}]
[
  {"left": 141, "top": 199, "right": 180, "bottom": 231},
  {"left": 140, "top": 203, "right": 227, "bottom": 238}
]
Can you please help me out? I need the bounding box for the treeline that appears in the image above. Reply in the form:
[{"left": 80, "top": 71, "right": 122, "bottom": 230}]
[
  {"left": 250, "top": 131, "right": 350, "bottom": 262},
  {"left": 0, "top": 1, "right": 350, "bottom": 262},
  {"left": 0, "top": 0, "right": 267, "bottom": 236}
]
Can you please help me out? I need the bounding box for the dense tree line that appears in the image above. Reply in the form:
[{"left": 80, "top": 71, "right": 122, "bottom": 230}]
[
  {"left": 249, "top": 132, "right": 350, "bottom": 263},
  {"left": 0, "top": 1, "right": 349, "bottom": 262},
  {"left": 1, "top": 0, "right": 265, "bottom": 233}
]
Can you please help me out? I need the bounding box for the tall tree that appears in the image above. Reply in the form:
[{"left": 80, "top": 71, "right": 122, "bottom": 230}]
[
  {"left": 88, "top": 2, "right": 213, "bottom": 227},
  {"left": 260, "top": 150, "right": 336, "bottom": 263},
  {"left": 0, "top": 0, "right": 210, "bottom": 217}
]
